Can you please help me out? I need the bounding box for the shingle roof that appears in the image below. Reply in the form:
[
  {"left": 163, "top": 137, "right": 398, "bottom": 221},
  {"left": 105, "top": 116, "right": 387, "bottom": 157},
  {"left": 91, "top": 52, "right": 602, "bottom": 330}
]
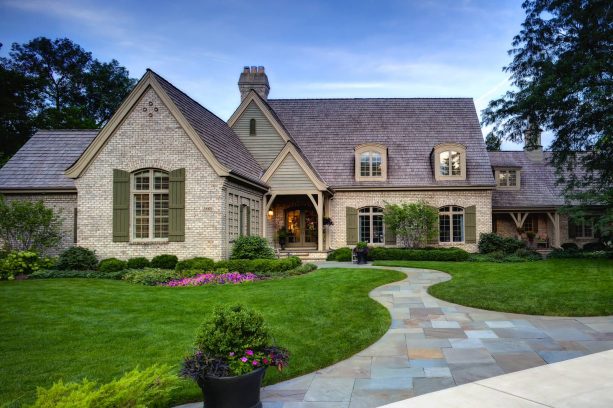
[
  {"left": 488, "top": 151, "right": 565, "bottom": 208},
  {"left": 0, "top": 130, "right": 97, "bottom": 191},
  {"left": 267, "top": 98, "right": 495, "bottom": 188},
  {"left": 150, "top": 70, "right": 264, "bottom": 184}
]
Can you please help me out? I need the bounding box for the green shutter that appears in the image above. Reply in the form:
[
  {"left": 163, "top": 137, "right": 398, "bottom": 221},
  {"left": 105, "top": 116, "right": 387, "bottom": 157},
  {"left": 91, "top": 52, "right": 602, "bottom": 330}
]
[
  {"left": 568, "top": 218, "right": 577, "bottom": 238},
  {"left": 246, "top": 206, "right": 251, "bottom": 236},
  {"left": 168, "top": 168, "right": 185, "bottom": 242},
  {"left": 465, "top": 205, "right": 477, "bottom": 244},
  {"left": 346, "top": 207, "right": 358, "bottom": 245},
  {"left": 384, "top": 223, "right": 396, "bottom": 246},
  {"left": 428, "top": 206, "right": 440, "bottom": 245},
  {"left": 113, "top": 169, "right": 130, "bottom": 242}
]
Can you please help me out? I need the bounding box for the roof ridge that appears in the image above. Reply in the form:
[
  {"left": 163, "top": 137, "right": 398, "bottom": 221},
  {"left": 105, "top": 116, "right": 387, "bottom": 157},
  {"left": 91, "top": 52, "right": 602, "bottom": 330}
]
[
  {"left": 268, "top": 97, "right": 474, "bottom": 101},
  {"left": 34, "top": 129, "right": 100, "bottom": 132}
]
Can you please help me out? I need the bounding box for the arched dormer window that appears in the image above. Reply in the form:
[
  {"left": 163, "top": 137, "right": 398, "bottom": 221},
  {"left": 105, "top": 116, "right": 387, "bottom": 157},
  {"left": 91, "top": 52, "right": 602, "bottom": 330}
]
[
  {"left": 355, "top": 144, "right": 387, "bottom": 181},
  {"left": 433, "top": 143, "right": 466, "bottom": 181},
  {"left": 249, "top": 118, "right": 256, "bottom": 136},
  {"left": 132, "top": 169, "right": 169, "bottom": 240}
]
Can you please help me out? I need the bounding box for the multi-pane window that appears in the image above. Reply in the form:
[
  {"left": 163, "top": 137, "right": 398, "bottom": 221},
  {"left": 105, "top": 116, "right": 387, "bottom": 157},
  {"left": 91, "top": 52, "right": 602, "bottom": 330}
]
[
  {"left": 575, "top": 219, "right": 594, "bottom": 238},
  {"left": 360, "top": 152, "right": 382, "bottom": 177},
  {"left": 132, "top": 169, "right": 169, "bottom": 239},
  {"left": 439, "top": 206, "right": 464, "bottom": 243},
  {"left": 439, "top": 150, "right": 461, "bottom": 176},
  {"left": 228, "top": 191, "right": 261, "bottom": 241},
  {"left": 497, "top": 170, "right": 519, "bottom": 187},
  {"left": 358, "top": 206, "right": 384, "bottom": 244}
]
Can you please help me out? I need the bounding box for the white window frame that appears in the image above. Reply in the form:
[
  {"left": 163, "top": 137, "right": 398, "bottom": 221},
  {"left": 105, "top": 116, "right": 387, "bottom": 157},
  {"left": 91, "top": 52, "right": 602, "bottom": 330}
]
[
  {"left": 131, "top": 168, "right": 169, "bottom": 241},
  {"left": 433, "top": 143, "right": 466, "bottom": 181},
  {"left": 439, "top": 206, "right": 465, "bottom": 243},
  {"left": 355, "top": 144, "right": 387, "bottom": 181},
  {"left": 358, "top": 206, "right": 385, "bottom": 245},
  {"left": 495, "top": 168, "right": 521, "bottom": 189}
]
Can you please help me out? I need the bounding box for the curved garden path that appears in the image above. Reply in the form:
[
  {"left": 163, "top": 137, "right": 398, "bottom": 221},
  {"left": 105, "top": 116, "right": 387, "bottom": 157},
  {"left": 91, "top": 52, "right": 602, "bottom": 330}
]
[{"left": 257, "top": 262, "right": 613, "bottom": 408}]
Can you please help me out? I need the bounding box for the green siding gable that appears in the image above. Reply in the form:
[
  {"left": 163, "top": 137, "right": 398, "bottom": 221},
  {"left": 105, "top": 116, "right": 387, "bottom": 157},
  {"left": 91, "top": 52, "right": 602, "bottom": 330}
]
[
  {"left": 268, "top": 154, "right": 316, "bottom": 190},
  {"left": 232, "top": 101, "right": 285, "bottom": 169}
]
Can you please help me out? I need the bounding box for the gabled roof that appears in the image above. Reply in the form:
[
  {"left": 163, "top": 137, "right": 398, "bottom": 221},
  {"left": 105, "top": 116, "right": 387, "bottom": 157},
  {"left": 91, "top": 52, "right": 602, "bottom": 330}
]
[
  {"left": 488, "top": 151, "right": 564, "bottom": 208},
  {"left": 0, "top": 130, "right": 97, "bottom": 191},
  {"left": 267, "top": 98, "right": 495, "bottom": 189},
  {"left": 66, "top": 70, "right": 265, "bottom": 187}
]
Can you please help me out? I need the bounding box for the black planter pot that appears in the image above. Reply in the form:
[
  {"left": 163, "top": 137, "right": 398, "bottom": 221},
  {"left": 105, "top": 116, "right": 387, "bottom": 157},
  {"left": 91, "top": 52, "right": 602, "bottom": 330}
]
[{"left": 197, "top": 367, "right": 266, "bottom": 408}]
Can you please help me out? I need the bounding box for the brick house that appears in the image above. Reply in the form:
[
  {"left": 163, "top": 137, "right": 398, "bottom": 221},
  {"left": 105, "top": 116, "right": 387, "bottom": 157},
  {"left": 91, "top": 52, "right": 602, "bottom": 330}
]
[{"left": 0, "top": 67, "right": 599, "bottom": 259}]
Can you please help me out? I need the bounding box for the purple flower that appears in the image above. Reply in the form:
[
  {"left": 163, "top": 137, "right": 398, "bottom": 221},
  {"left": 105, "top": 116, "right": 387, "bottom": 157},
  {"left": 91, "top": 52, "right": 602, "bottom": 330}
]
[
  {"left": 229, "top": 352, "right": 235, "bottom": 357},
  {"left": 245, "top": 349, "right": 254, "bottom": 356},
  {"left": 252, "top": 360, "right": 259, "bottom": 366},
  {"left": 240, "top": 357, "right": 248, "bottom": 363}
]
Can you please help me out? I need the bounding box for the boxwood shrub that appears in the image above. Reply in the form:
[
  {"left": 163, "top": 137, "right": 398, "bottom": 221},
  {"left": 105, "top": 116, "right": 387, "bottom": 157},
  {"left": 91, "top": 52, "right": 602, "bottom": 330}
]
[
  {"left": 326, "top": 247, "right": 352, "bottom": 262},
  {"left": 214, "top": 256, "right": 301, "bottom": 276},
  {"left": 369, "top": 247, "right": 470, "bottom": 261},
  {"left": 122, "top": 268, "right": 180, "bottom": 285},
  {"left": 478, "top": 233, "right": 525, "bottom": 254},
  {"left": 127, "top": 257, "right": 150, "bottom": 269},
  {"left": 56, "top": 246, "right": 98, "bottom": 271},
  {"left": 150, "top": 254, "right": 178, "bottom": 269},
  {"left": 230, "top": 236, "right": 276, "bottom": 260},
  {"left": 175, "top": 257, "right": 215, "bottom": 272},
  {"left": 30, "top": 270, "right": 127, "bottom": 279},
  {"left": 98, "top": 257, "right": 128, "bottom": 273}
]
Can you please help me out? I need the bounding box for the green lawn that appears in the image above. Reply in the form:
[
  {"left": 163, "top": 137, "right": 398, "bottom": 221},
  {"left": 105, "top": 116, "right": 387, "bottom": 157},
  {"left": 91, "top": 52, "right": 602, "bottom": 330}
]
[
  {"left": 0, "top": 268, "right": 404, "bottom": 407},
  {"left": 373, "top": 259, "right": 613, "bottom": 316}
]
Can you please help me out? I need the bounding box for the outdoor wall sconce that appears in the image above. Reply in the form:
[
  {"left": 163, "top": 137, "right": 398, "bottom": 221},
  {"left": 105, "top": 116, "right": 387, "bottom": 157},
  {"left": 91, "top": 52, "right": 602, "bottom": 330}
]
[{"left": 267, "top": 210, "right": 274, "bottom": 218}]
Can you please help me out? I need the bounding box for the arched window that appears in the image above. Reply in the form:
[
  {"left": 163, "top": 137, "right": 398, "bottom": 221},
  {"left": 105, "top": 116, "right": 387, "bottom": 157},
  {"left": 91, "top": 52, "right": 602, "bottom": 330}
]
[
  {"left": 132, "top": 169, "right": 169, "bottom": 239},
  {"left": 439, "top": 206, "right": 464, "bottom": 243},
  {"left": 355, "top": 144, "right": 387, "bottom": 181},
  {"left": 433, "top": 143, "right": 466, "bottom": 180},
  {"left": 359, "top": 206, "right": 384, "bottom": 244},
  {"left": 249, "top": 118, "right": 256, "bottom": 136}
]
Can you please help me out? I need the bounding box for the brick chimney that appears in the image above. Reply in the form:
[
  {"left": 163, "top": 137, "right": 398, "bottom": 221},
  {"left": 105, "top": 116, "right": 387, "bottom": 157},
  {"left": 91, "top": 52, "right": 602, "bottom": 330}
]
[
  {"left": 524, "top": 120, "right": 543, "bottom": 162},
  {"left": 238, "top": 66, "right": 270, "bottom": 101}
]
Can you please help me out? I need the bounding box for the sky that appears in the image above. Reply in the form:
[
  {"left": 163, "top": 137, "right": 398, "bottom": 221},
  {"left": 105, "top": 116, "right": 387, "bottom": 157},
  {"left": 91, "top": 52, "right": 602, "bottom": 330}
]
[{"left": 0, "top": 0, "right": 541, "bottom": 150}]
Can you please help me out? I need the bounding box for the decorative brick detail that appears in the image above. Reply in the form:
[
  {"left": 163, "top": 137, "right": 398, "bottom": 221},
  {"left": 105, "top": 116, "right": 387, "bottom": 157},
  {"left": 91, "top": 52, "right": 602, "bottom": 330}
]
[
  {"left": 1, "top": 193, "right": 77, "bottom": 255},
  {"left": 327, "top": 190, "right": 493, "bottom": 252},
  {"left": 75, "top": 88, "right": 227, "bottom": 260}
]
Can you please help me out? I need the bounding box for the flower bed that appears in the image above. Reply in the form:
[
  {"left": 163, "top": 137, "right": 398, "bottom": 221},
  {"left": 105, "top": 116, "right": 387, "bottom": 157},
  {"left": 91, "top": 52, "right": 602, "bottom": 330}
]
[{"left": 164, "top": 272, "right": 257, "bottom": 287}]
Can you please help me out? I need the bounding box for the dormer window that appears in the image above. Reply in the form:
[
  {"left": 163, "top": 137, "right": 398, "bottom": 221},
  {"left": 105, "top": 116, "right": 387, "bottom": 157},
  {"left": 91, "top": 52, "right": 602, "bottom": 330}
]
[
  {"left": 433, "top": 143, "right": 466, "bottom": 181},
  {"left": 249, "top": 118, "right": 256, "bottom": 136},
  {"left": 355, "top": 144, "right": 387, "bottom": 181},
  {"left": 495, "top": 168, "right": 520, "bottom": 189}
]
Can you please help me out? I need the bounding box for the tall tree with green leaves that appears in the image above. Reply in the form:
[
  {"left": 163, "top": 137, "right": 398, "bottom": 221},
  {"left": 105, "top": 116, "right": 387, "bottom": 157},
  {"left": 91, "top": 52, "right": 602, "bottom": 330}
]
[
  {"left": 485, "top": 133, "right": 502, "bottom": 151},
  {"left": 481, "top": 0, "right": 612, "bottom": 240},
  {"left": 0, "top": 37, "right": 136, "bottom": 160}
]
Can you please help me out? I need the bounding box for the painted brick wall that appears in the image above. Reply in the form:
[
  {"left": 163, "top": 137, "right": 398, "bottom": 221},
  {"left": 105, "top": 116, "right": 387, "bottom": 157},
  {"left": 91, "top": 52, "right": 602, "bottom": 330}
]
[
  {"left": 75, "top": 87, "right": 227, "bottom": 260},
  {"left": 1, "top": 193, "right": 77, "bottom": 255},
  {"left": 328, "top": 190, "right": 493, "bottom": 252}
]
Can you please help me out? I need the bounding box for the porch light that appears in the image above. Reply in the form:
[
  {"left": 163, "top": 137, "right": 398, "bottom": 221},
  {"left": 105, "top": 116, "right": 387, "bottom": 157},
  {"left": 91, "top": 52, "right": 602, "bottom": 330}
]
[{"left": 267, "top": 210, "right": 274, "bottom": 218}]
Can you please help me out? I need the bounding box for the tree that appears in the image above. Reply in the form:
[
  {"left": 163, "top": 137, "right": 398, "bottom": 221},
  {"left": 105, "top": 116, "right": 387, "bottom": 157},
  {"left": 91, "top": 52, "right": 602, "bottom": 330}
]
[
  {"left": 1, "top": 37, "right": 136, "bottom": 159},
  {"left": 383, "top": 201, "right": 438, "bottom": 248},
  {"left": 481, "top": 0, "right": 612, "bottom": 239},
  {"left": 485, "top": 133, "right": 502, "bottom": 151},
  {"left": 0, "top": 197, "right": 63, "bottom": 254}
]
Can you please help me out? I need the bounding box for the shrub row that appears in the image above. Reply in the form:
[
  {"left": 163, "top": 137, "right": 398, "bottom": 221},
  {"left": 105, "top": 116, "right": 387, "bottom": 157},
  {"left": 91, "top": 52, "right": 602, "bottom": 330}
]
[
  {"left": 469, "top": 248, "right": 542, "bottom": 262},
  {"left": 214, "top": 256, "right": 301, "bottom": 277},
  {"left": 369, "top": 247, "right": 470, "bottom": 261},
  {"left": 547, "top": 248, "right": 612, "bottom": 259},
  {"left": 30, "top": 269, "right": 127, "bottom": 280},
  {"left": 326, "top": 247, "right": 352, "bottom": 262},
  {"left": 478, "top": 233, "right": 525, "bottom": 254}
]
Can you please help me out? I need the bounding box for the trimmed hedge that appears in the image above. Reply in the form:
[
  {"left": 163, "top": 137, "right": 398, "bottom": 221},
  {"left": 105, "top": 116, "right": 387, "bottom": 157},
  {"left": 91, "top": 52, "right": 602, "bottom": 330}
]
[
  {"left": 478, "top": 233, "right": 525, "bottom": 254},
  {"left": 175, "top": 257, "right": 215, "bottom": 272},
  {"left": 214, "top": 256, "right": 301, "bottom": 277},
  {"left": 57, "top": 246, "right": 98, "bottom": 271},
  {"left": 150, "top": 254, "right": 178, "bottom": 269},
  {"left": 230, "top": 236, "right": 275, "bottom": 260},
  {"left": 122, "top": 268, "right": 180, "bottom": 286},
  {"left": 30, "top": 270, "right": 127, "bottom": 279},
  {"left": 547, "top": 248, "right": 613, "bottom": 259},
  {"left": 127, "top": 257, "right": 150, "bottom": 269},
  {"left": 369, "top": 247, "right": 470, "bottom": 261},
  {"left": 98, "top": 258, "right": 128, "bottom": 273},
  {"left": 327, "top": 247, "right": 352, "bottom": 262}
]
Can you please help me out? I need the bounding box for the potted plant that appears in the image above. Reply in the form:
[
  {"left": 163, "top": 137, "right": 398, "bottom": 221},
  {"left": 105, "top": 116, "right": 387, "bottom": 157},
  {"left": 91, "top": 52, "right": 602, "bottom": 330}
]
[
  {"left": 353, "top": 241, "right": 369, "bottom": 264},
  {"left": 277, "top": 227, "right": 288, "bottom": 250},
  {"left": 181, "top": 304, "right": 289, "bottom": 408}
]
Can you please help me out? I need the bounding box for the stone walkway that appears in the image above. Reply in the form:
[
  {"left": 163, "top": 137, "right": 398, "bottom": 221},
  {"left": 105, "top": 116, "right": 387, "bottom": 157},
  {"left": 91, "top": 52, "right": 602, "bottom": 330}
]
[{"left": 258, "top": 262, "right": 613, "bottom": 408}]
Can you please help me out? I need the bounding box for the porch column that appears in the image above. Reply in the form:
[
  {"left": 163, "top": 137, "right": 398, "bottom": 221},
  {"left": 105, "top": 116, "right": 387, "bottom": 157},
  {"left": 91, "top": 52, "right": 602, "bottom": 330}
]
[
  {"left": 509, "top": 212, "right": 529, "bottom": 229},
  {"left": 317, "top": 192, "right": 324, "bottom": 252},
  {"left": 263, "top": 194, "right": 276, "bottom": 243},
  {"left": 547, "top": 212, "right": 561, "bottom": 248}
]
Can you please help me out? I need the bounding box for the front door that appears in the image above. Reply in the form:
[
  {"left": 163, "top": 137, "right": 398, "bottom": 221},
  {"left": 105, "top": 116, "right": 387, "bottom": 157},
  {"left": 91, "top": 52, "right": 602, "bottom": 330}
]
[{"left": 286, "top": 208, "right": 317, "bottom": 247}]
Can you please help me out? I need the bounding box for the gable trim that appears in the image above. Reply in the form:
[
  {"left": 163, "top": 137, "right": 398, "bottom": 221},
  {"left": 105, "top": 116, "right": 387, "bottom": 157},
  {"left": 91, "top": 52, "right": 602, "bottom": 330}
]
[
  {"left": 262, "top": 143, "right": 328, "bottom": 191},
  {"left": 65, "top": 71, "right": 231, "bottom": 179},
  {"left": 227, "top": 91, "right": 292, "bottom": 143}
]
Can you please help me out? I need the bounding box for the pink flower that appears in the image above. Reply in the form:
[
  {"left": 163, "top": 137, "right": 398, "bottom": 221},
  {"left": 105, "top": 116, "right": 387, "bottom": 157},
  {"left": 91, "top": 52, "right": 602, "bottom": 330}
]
[
  {"left": 240, "top": 357, "right": 248, "bottom": 363},
  {"left": 252, "top": 360, "right": 259, "bottom": 366},
  {"left": 263, "top": 358, "right": 269, "bottom": 364},
  {"left": 229, "top": 352, "right": 235, "bottom": 357},
  {"left": 245, "top": 350, "right": 254, "bottom": 356}
]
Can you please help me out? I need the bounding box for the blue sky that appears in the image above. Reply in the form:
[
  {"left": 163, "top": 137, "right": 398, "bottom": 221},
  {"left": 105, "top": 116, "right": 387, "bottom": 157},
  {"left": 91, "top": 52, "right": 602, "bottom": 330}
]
[{"left": 0, "top": 0, "right": 538, "bottom": 150}]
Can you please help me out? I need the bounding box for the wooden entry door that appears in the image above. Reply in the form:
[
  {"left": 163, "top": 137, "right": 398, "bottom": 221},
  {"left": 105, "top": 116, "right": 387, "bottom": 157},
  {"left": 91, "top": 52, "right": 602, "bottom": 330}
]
[{"left": 286, "top": 208, "right": 317, "bottom": 247}]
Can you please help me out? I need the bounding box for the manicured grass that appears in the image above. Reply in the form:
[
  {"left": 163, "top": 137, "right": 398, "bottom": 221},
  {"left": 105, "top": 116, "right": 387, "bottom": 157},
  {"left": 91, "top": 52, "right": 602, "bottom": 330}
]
[
  {"left": 373, "top": 259, "right": 613, "bottom": 317},
  {"left": 0, "top": 268, "right": 404, "bottom": 407}
]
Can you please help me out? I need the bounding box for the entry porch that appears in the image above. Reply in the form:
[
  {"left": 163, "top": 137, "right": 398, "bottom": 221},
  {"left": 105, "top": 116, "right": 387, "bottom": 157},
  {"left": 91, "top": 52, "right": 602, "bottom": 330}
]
[{"left": 492, "top": 209, "right": 562, "bottom": 249}]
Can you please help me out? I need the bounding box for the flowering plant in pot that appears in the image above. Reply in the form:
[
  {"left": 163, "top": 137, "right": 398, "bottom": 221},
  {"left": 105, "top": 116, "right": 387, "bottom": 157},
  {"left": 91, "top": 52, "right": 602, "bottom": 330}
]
[
  {"left": 353, "top": 241, "right": 369, "bottom": 264},
  {"left": 180, "top": 304, "right": 289, "bottom": 408}
]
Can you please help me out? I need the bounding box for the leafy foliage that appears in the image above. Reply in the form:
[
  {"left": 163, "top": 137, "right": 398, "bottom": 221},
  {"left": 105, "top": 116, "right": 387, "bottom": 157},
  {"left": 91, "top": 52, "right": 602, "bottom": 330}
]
[
  {"left": 0, "top": 198, "right": 63, "bottom": 253},
  {"left": 175, "top": 257, "right": 215, "bottom": 272},
  {"left": 29, "top": 364, "right": 179, "bottom": 408},
  {"left": 383, "top": 201, "right": 438, "bottom": 248},
  {"left": 478, "top": 233, "right": 526, "bottom": 254},
  {"left": 214, "top": 256, "right": 301, "bottom": 277},
  {"left": 481, "top": 0, "right": 613, "bottom": 238},
  {"left": 0, "top": 251, "right": 55, "bottom": 279},
  {"left": 122, "top": 268, "right": 180, "bottom": 286},
  {"left": 326, "top": 247, "right": 352, "bottom": 262},
  {"left": 485, "top": 133, "right": 502, "bottom": 151},
  {"left": 30, "top": 269, "right": 127, "bottom": 280},
  {"left": 56, "top": 246, "right": 98, "bottom": 271},
  {"left": 230, "top": 236, "right": 276, "bottom": 260},
  {"left": 369, "top": 247, "right": 470, "bottom": 261},
  {"left": 194, "top": 304, "right": 270, "bottom": 357},
  {"left": 126, "top": 257, "right": 150, "bottom": 269},
  {"left": 150, "top": 254, "right": 178, "bottom": 269},
  {"left": 98, "top": 258, "right": 127, "bottom": 273}
]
